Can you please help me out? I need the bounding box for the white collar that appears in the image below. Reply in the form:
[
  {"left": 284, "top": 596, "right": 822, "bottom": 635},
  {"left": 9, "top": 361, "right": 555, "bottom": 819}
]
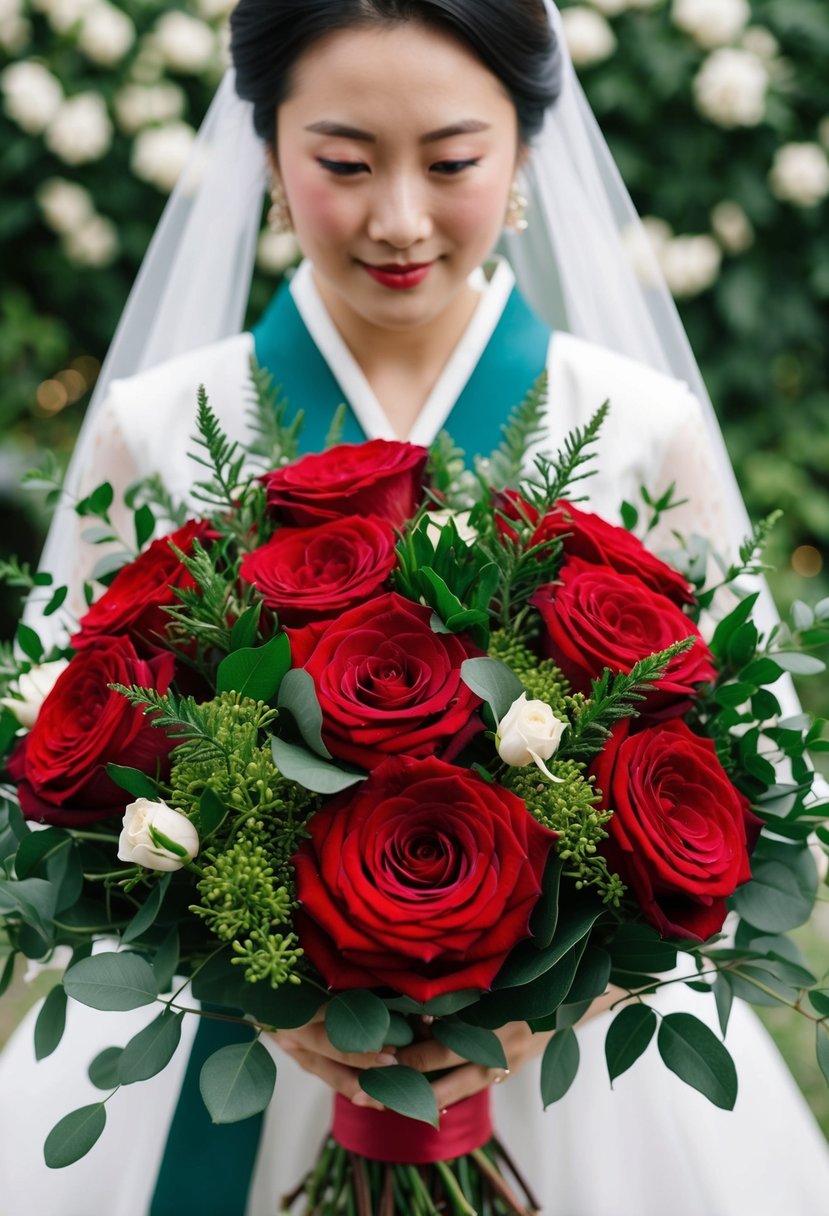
[{"left": 288, "top": 258, "right": 516, "bottom": 446}]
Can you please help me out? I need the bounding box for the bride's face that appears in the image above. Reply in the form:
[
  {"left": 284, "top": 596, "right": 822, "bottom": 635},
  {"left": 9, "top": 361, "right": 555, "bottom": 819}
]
[{"left": 275, "top": 21, "right": 522, "bottom": 332}]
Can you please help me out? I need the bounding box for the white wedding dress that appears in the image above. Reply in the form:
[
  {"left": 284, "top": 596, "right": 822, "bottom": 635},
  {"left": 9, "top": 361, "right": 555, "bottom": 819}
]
[{"left": 1, "top": 260, "right": 827, "bottom": 1216}]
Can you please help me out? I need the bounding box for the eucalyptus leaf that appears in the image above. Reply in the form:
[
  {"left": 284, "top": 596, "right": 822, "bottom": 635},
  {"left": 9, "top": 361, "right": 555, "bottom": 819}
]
[
  {"left": 605, "top": 1003, "right": 656, "bottom": 1083},
  {"left": 657, "top": 1013, "right": 737, "bottom": 1110},
  {"left": 216, "top": 633, "right": 291, "bottom": 702},
  {"left": 88, "top": 1046, "right": 124, "bottom": 1091},
  {"left": 0, "top": 952, "right": 16, "bottom": 998},
  {"left": 460, "top": 657, "right": 525, "bottom": 723},
  {"left": 34, "top": 984, "right": 68, "bottom": 1061},
  {"left": 530, "top": 854, "right": 563, "bottom": 948},
  {"left": 0, "top": 876, "right": 57, "bottom": 938},
  {"left": 817, "top": 1024, "right": 829, "bottom": 1087},
  {"left": 433, "top": 1021, "right": 507, "bottom": 1069},
  {"left": 106, "top": 764, "right": 160, "bottom": 802},
  {"left": 733, "top": 857, "right": 815, "bottom": 933},
  {"left": 278, "top": 668, "right": 332, "bottom": 758},
  {"left": 200, "top": 1040, "right": 277, "bottom": 1124},
  {"left": 271, "top": 737, "right": 365, "bottom": 795},
  {"left": 325, "top": 990, "right": 390, "bottom": 1054},
  {"left": 44, "top": 1104, "right": 107, "bottom": 1169},
  {"left": 494, "top": 901, "right": 603, "bottom": 989},
  {"left": 119, "top": 1010, "right": 184, "bottom": 1085},
  {"left": 199, "top": 788, "right": 227, "bottom": 836},
  {"left": 121, "top": 874, "right": 171, "bottom": 944},
  {"left": 63, "top": 952, "right": 158, "bottom": 1012},
  {"left": 540, "top": 1029, "right": 580, "bottom": 1108},
  {"left": 152, "top": 925, "right": 180, "bottom": 995},
  {"left": 358, "top": 1065, "right": 439, "bottom": 1127}
]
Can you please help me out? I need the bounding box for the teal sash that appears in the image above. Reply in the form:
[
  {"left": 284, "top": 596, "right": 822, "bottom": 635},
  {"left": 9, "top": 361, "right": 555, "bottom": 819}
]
[{"left": 149, "top": 268, "right": 551, "bottom": 1215}]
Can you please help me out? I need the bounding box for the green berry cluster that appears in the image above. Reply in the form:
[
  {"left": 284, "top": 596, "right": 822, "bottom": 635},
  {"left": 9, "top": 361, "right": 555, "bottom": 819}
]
[{"left": 488, "top": 629, "right": 570, "bottom": 719}]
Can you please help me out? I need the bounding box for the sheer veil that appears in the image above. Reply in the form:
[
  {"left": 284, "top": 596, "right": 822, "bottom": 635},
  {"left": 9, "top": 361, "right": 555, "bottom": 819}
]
[{"left": 37, "top": 1, "right": 754, "bottom": 614}]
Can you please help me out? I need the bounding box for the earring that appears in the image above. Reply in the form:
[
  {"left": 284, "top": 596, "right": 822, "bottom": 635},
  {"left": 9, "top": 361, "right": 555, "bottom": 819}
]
[
  {"left": 268, "top": 177, "right": 293, "bottom": 235},
  {"left": 505, "top": 179, "right": 529, "bottom": 234}
]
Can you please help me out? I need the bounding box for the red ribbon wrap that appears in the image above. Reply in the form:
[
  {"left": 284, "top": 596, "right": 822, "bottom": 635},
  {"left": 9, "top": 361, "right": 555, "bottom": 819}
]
[{"left": 332, "top": 1089, "right": 493, "bottom": 1165}]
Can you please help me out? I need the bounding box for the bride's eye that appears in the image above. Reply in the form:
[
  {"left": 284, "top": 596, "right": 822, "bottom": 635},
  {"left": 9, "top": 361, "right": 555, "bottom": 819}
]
[
  {"left": 318, "top": 159, "right": 368, "bottom": 176},
  {"left": 431, "top": 159, "right": 481, "bottom": 175}
]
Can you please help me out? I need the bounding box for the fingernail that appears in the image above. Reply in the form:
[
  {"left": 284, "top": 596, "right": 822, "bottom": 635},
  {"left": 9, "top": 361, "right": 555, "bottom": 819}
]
[{"left": 375, "top": 1053, "right": 398, "bottom": 1066}]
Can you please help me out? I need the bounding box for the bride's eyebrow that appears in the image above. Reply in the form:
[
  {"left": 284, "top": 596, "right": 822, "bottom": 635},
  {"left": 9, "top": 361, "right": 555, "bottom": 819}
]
[{"left": 304, "top": 119, "right": 491, "bottom": 143}]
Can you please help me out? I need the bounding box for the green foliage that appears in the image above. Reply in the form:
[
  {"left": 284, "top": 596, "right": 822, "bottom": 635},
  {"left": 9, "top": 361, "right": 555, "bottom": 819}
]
[
  {"left": 477, "top": 371, "right": 549, "bottom": 492},
  {"left": 246, "top": 357, "right": 303, "bottom": 467}
]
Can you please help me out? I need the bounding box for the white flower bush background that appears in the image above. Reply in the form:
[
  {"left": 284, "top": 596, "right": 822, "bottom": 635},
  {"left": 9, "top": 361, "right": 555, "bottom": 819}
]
[{"left": 1, "top": 0, "right": 828, "bottom": 641}]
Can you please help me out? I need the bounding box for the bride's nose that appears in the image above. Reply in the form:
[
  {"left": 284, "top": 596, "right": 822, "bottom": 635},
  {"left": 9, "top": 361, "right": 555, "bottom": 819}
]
[{"left": 366, "top": 174, "right": 433, "bottom": 248}]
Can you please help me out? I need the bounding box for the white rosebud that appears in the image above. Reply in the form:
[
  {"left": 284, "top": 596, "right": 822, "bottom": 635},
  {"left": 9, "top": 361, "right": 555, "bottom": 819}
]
[
  {"left": 424, "top": 508, "right": 478, "bottom": 548},
  {"left": 741, "top": 26, "right": 779, "bottom": 61},
  {"left": 114, "top": 82, "right": 184, "bottom": 134},
  {"left": 769, "top": 143, "right": 829, "bottom": 208},
  {"left": 672, "top": 0, "right": 750, "bottom": 50},
  {"left": 118, "top": 799, "right": 199, "bottom": 872},
  {"left": 710, "top": 200, "right": 754, "bottom": 254},
  {"left": 152, "top": 12, "right": 216, "bottom": 74},
  {"left": 37, "top": 176, "right": 95, "bottom": 233},
  {"left": 63, "top": 214, "right": 119, "bottom": 266},
  {"left": 693, "top": 48, "right": 768, "bottom": 128},
  {"left": 131, "top": 120, "right": 197, "bottom": 192},
  {"left": 561, "top": 8, "right": 617, "bottom": 68},
  {"left": 659, "top": 234, "right": 722, "bottom": 299},
  {"left": 78, "top": 3, "right": 135, "bottom": 67},
  {"left": 256, "top": 229, "right": 302, "bottom": 275},
  {"left": 1, "top": 659, "right": 70, "bottom": 729},
  {"left": 0, "top": 60, "right": 63, "bottom": 135},
  {"left": 496, "top": 694, "right": 567, "bottom": 782},
  {"left": 45, "top": 92, "right": 113, "bottom": 164}
]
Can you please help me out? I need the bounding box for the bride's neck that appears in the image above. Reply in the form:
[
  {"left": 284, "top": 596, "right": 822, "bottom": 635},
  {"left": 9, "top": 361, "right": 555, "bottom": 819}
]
[{"left": 312, "top": 270, "right": 481, "bottom": 437}]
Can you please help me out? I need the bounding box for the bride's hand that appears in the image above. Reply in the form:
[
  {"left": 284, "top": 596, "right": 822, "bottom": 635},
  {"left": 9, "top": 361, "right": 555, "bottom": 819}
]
[
  {"left": 270, "top": 1012, "right": 393, "bottom": 1110},
  {"left": 396, "top": 987, "right": 627, "bottom": 1110}
]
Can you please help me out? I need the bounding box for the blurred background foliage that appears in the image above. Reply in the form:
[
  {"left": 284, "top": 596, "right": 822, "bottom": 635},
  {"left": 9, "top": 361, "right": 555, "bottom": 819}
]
[{"left": 0, "top": 0, "right": 827, "bottom": 1136}]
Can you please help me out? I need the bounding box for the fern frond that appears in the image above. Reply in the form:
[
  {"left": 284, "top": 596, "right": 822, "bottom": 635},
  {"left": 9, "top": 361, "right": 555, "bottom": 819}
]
[
  {"left": 524, "top": 401, "right": 609, "bottom": 511},
  {"left": 324, "top": 403, "right": 348, "bottom": 450},
  {"left": 109, "top": 684, "right": 229, "bottom": 762},
  {"left": 428, "top": 430, "right": 477, "bottom": 509},
  {"left": 188, "top": 387, "right": 248, "bottom": 510},
  {"left": 129, "top": 474, "right": 188, "bottom": 530},
  {"left": 245, "top": 356, "right": 303, "bottom": 466},
  {"left": 478, "top": 371, "right": 549, "bottom": 492}
]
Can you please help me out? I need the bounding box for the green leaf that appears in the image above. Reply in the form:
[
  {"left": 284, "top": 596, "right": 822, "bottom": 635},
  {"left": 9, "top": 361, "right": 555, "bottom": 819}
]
[
  {"left": 433, "top": 1021, "right": 507, "bottom": 1069},
  {"left": 818, "top": 1024, "right": 829, "bottom": 1087},
  {"left": 808, "top": 990, "right": 829, "bottom": 1017},
  {"left": 230, "top": 602, "right": 263, "bottom": 652},
  {"left": 565, "top": 946, "right": 612, "bottom": 1005},
  {"left": 119, "top": 1010, "right": 184, "bottom": 1085},
  {"left": 605, "top": 1004, "right": 656, "bottom": 1083},
  {"left": 494, "top": 901, "right": 603, "bottom": 989},
  {"left": 0, "top": 876, "right": 57, "bottom": 939},
  {"left": 733, "top": 857, "right": 815, "bottom": 933},
  {"left": 0, "top": 951, "right": 16, "bottom": 998},
  {"left": 530, "top": 855, "right": 563, "bottom": 948},
  {"left": 713, "top": 975, "right": 734, "bottom": 1037},
  {"left": 34, "top": 984, "right": 68, "bottom": 1061},
  {"left": 242, "top": 975, "right": 326, "bottom": 1030},
  {"left": 620, "top": 501, "right": 638, "bottom": 531},
  {"left": 106, "top": 764, "right": 159, "bottom": 801},
  {"left": 325, "top": 991, "right": 391, "bottom": 1054},
  {"left": 657, "top": 1013, "right": 737, "bottom": 1110},
  {"left": 540, "top": 1029, "right": 580, "bottom": 1108},
  {"left": 121, "top": 874, "right": 171, "bottom": 944},
  {"left": 216, "top": 633, "right": 291, "bottom": 702},
  {"left": 88, "top": 1047, "right": 124, "bottom": 1091},
  {"left": 772, "top": 652, "right": 826, "bottom": 676},
  {"left": 460, "top": 657, "right": 525, "bottom": 723},
  {"left": 384, "top": 1013, "right": 415, "bottom": 1047},
  {"left": 152, "top": 926, "right": 180, "bottom": 995},
  {"left": 15, "top": 623, "right": 43, "bottom": 664},
  {"left": 44, "top": 1104, "right": 107, "bottom": 1168},
  {"left": 607, "top": 923, "right": 678, "bottom": 975},
  {"left": 14, "top": 826, "right": 72, "bottom": 879},
  {"left": 358, "top": 1065, "right": 439, "bottom": 1127},
  {"left": 271, "top": 737, "right": 365, "bottom": 795},
  {"left": 200, "top": 1040, "right": 277, "bottom": 1124},
  {"left": 63, "top": 952, "right": 159, "bottom": 1011},
  {"left": 423, "top": 990, "right": 481, "bottom": 1017},
  {"left": 466, "top": 941, "right": 586, "bottom": 1028},
  {"left": 134, "top": 505, "right": 156, "bottom": 551},
  {"left": 43, "top": 585, "right": 69, "bottom": 617},
  {"left": 741, "top": 658, "right": 783, "bottom": 685},
  {"left": 278, "top": 668, "right": 332, "bottom": 758}
]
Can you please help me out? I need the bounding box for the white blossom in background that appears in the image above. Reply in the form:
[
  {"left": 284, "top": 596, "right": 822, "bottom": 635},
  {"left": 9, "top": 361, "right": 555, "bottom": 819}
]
[
  {"left": 671, "top": 0, "right": 750, "bottom": 50},
  {"left": 586, "top": 0, "right": 629, "bottom": 13},
  {"left": 660, "top": 234, "right": 722, "bottom": 298},
  {"left": 45, "top": 92, "right": 113, "bottom": 163},
  {"left": 622, "top": 215, "right": 673, "bottom": 287},
  {"left": 114, "top": 82, "right": 185, "bottom": 134},
  {"left": 693, "top": 48, "right": 768, "bottom": 128},
  {"left": 769, "top": 143, "right": 829, "bottom": 208},
  {"left": 39, "top": 0, "right": 96, "bottom": 36},
  {"left": 131, "top": 120, "right": 197, "bottom": 192},
  {"left": 152, "top": 11, "right": 216, "bottom": 74},
  {"left": 710, "top": 200, "right": 754, "bottom": 253},
  {"left": 195, "top": 0, "right": 236, "bottom": 18},
  {"left": 819, "top": 117, "right": 829, "bottom": 151},
  {"left": 741, "top": 26, "right": 779, "bottom": 61},
  {"left": 77, "top": 3, "right": 135, "bottom": 67},
  {"left": 561, "top": 7, "right": 617, "bottom": 67},
  {"left": 257, "top": 229, "right": 302, "bottom": 275},
  {"left": 37, "top": 176, "right": 95, "bottom": 232},
  {"left": 63, "top": 214, "right": 119, "bottom": 266},
  {"left": 0, "top": 0, "right": 30, "bottom": 52},
  {"left": 0, "top": 60, "right": 63, "bottom": 135}
]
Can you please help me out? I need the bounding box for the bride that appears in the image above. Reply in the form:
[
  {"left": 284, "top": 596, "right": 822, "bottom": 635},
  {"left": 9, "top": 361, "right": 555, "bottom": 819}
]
[{"left": 1, "top": 2, "right": 828, "bottom": 1214}]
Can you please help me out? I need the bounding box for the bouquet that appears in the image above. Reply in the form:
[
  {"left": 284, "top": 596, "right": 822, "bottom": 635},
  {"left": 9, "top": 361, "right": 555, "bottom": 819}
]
[{"left": 1, "top": 370, "right": 827, "bottom": 1214}]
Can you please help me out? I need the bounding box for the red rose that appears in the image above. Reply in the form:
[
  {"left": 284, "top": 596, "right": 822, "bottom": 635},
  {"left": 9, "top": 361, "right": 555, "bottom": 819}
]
[
  {"left": 301, "top": 592, "right": 483, "bottom": 769},
  {"left": 72, "top": 520, "right": 211, "bottom": 653},
  {"left": 239, "top": 515, "right": 397, "bottom": 627},
  {"left": 7, "top": 636, "right": 175, "bottom": 826},
  {"left": 531, "top": 501, "right": 693, "bottom": 606},
  {"left": 593, "top": 719, "right": 762, "bottom": 941},
  {"left": 262, "top": 439, "right": 428, "bottom": 526},
  {"left": 531, "top": 558, "right": 715, "bottom": 716},
  {"left": 294, "top": 755, "right": 557, "bottom": 1001}
]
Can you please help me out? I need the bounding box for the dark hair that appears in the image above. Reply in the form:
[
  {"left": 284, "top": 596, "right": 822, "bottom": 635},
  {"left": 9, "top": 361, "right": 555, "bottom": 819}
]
[{"left": 230, "top": 0, "right": 561, "bottom": 147}]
